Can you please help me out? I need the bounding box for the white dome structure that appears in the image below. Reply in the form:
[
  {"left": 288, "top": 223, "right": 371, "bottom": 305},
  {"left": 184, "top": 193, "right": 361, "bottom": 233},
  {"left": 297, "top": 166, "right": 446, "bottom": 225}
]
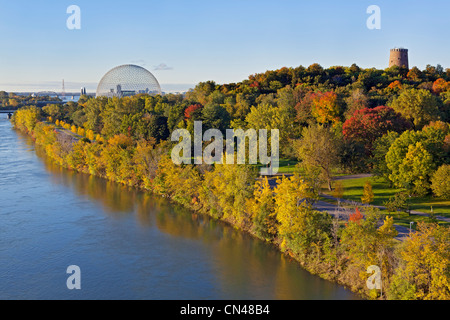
[{"left": 96, "top": 64, "right": 161, "bottom": 98}]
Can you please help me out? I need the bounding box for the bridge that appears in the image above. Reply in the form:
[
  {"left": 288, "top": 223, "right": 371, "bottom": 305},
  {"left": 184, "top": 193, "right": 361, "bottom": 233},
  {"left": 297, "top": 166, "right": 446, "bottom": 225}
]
[{"left": 0, "top": 110, "right": 14, "bottom": 119}]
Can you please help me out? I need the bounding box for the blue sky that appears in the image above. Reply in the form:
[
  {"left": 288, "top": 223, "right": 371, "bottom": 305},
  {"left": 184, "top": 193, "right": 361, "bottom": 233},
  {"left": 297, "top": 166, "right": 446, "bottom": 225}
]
[{"left": 0, "top": 0, "right": 449, "bottom": 93}]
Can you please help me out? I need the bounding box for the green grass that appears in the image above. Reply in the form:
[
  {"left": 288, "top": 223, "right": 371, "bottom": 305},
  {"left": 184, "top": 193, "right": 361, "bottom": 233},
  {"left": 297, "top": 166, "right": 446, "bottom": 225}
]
[
  {"left": 322, "top": 176, "right": 450, "bottom": 223},
  {"left": 253, "top": 159, "right": 299, "bottom": 175}
]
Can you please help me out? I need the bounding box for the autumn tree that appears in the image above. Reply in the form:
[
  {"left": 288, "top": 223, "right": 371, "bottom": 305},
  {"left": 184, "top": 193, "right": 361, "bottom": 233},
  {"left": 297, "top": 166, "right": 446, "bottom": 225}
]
[
  {"left": 343, "top": 106, "right": 411, "bottom": 152},
  {"left": 431, "top": 164, "right": 450, "bottom": 199},
  {"left": 274, "top": 174, "right": 331, "bottom": 259},
  {"left": 247, "top": 177, "right": 278, "bottom": 241},
  {"left": 389, "top": 222, "right": 450, "bottom": 300},
  {"left": 295, "top": 124, "right": 340, "bottom": 191},
  {"left": 198, "top": 162, "right": 257, "bottom": 225},
  {"left": 432, "top": 78, "right": 449, "bottom": 95},
  {"left": 310, "top": 91, "right": 341, "bottom": 126},
  {"left": 361, "top": 180, "right": 374, "bottom": 204},
  {"left": 407, "top": 67, "right": 422, "bottom": 81},
  {"left": 42, "top": 104, "right": 63, "bottom": 120},
  {"left": 184, "top": 104, "right": 203, "bottom": 120},
  {"left": 332, "top": 181, "right": 344, "bottom": 200},
  {"left": 341, "top": 207, "right": 397, "bottom": 294}
]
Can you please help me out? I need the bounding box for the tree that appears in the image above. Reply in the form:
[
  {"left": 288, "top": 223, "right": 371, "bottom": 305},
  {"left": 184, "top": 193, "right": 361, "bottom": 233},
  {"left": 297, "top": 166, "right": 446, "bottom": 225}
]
[
  {"left": 201, "top": 103, "right": 230, "bottom": 133},
  {"left": 185, "top": 81, "right": 216, "bottom": 105},
  {"left": 344, "top": 88, "right": 369, "bottom": 120},
  {"left": 247, "top": 177, "right": 278, "bottom": 241},
  {"left": 199, "top": 162, "right": 256, "bottom": 225},
  {"left": 341, "top": 207, "right": 397, "bottom": 285},
  {"left": 431, "top": 164, "right": 450, "bottom": 199},
  {"left": 184, "top": 104, "right": 203, "bottom": 120},
  {"left": 274, "top": 174, "right": 331, "bottom": 258},
  {"left": 77, "top": 127, "right": 85, "bottom": 137},
  {"left": 385, "top": 125, "right": 449, "bottom": 195},
  {"left": 371, "top": 131, "right": 400, "bottom": 182},
  {"left": 42, "top": 104, "right": 62, "bottom": 120},
  {"left": 296, "top": 124, "right": 340, "bottom": 191},
  {"left": 407, "top": 67, "right": 422, "bottom": 81},
  {"left": 348, "top": 207, "right": 364, "bottom": 224},
  {"left": 306, "top": 63, "right": 324, "bottom": 76},
  {"left": 387, "top": 138, "right": 435, "bottom": 195},
  {"left": 332, "top": 181, "right": 344, "bottom": 200},
  {"left": 361, "top": 180, "right": 374, "bottom": 204},
  {"left": 432, "top": 78, "right": 449, "bottom": 95},
  {"left": 390, "top": 88, "right": 440, "bottom": 129},
  {"left": 310, "top": 91, "right": 341, "bottom": 125},
  {"left": 11, "top": 106, "right": 41, "bottom": 132},
  {"left": 343, "top": 106, "right": 411, "bottom": 152},
  {"left": 392, "top": 222, "right": 450, "bottom": 300},
  {"left": 383, "top": 192, "right": 408, "bottom": 214}
]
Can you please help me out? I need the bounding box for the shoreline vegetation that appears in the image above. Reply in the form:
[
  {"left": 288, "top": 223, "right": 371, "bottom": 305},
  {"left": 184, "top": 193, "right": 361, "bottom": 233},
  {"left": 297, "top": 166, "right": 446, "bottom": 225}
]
[
  {"left": 7, "top": 63, "right": 450, "bottom": 300},
  {"left": 11, "top": 106, "right": 449, "bottom": 300}
]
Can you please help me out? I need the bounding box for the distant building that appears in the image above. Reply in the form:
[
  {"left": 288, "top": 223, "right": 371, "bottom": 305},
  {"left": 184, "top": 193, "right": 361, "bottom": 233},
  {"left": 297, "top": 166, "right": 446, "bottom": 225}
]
[
  {"left": 389, "top": 48, "right": 409, "bottom": 69},
  {"left": 96, "top": 64, "right": 161, "bottom": 98}
]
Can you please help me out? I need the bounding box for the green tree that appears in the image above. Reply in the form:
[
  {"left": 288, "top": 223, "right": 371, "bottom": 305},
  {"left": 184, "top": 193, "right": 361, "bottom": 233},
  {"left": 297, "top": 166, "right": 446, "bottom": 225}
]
[
  {"left": 385, "top": 127, "right": 448, "bottom": 194},
  {"left": 390, "top": 88, "right": 440, "bottom": 129},
  {"left": 201, "top": 103, "right": 230, "bottom": 133},
  {"left": 42, "top": 104, "right": 63, "bottom": 120},
  {"left": 372, "top": 131, "right": 400, "bottom": 182},
  {"left": 295, "top": 124, "right": 340, "bottom": 191}
]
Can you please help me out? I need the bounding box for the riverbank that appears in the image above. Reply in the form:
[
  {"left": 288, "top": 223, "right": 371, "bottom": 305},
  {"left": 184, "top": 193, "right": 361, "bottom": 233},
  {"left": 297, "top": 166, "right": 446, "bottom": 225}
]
[
  {"left": 11, "top": 109, "right": 450, "bottom": 300},
  {"left": 2, "top": 118, "right": 360, "bottom": 300}
]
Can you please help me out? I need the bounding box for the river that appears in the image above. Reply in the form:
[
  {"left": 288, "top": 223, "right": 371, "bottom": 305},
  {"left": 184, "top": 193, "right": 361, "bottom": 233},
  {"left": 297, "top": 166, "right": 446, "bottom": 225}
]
[{"left": 0, "top": 115, "right": 359, "bottom": 300}]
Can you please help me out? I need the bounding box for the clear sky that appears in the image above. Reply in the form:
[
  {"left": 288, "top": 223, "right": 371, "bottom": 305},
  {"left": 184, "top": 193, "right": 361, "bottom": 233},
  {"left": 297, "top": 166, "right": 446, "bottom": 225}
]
[{"left": 0, "top": 0, "right": 449, "bottom": 93}]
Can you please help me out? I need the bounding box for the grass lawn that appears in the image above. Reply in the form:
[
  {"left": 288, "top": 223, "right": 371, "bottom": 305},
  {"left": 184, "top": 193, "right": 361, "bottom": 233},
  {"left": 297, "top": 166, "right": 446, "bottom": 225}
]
[
  {"left": 254, "top": 159, "right": 299, "bottom": 174},
  {"left": 322, "top": 176, "right": 450, "bottom": 224}
]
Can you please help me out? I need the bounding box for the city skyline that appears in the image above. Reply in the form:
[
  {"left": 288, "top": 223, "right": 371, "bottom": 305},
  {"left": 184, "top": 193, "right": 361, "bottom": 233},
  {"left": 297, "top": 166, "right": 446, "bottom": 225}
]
[{"left": 1, "top": 0, "right": 449, "bottom": 92}]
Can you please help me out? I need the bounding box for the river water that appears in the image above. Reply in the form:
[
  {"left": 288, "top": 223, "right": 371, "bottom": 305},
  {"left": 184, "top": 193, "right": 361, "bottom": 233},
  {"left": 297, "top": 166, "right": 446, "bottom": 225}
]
[{"left": 0, "top": 115, "right": 358, "bottom": 300}]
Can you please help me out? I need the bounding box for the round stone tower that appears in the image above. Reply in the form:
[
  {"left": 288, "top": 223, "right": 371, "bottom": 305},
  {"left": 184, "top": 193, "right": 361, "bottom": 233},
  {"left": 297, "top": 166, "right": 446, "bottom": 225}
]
[{"left": 389, "top": 48, "right": 409, "bottom": 69}]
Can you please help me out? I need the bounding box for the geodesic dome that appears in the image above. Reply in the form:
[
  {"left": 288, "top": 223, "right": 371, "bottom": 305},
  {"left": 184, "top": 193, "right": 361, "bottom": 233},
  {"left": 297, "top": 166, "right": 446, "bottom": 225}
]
[{"left": 96, "top": 64, "right": 161, "bottom": 98}]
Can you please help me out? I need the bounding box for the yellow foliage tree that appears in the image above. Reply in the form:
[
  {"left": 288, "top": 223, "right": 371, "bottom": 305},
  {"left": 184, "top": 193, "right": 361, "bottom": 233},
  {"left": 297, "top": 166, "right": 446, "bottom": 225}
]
[
  {"left": 77, "top": 127, "right": 85, "bottom": 137},
  {"left": 274, "top": 174, "right": 319, "bottom": 252},
  {"left": 247, "top": 177, "right": 277, "bottom": 240},
  {"left": 361, "top": 180, "right": 374, "bottom": 204},
  {"left": 398, "top": 222, "right": 450, "bottom": 300}
]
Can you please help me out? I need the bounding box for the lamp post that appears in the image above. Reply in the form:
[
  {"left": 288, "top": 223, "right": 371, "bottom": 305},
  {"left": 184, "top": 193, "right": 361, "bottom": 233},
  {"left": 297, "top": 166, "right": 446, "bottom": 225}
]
[{"left": 409, "top": 221, "right": 414, "bottom": 234}]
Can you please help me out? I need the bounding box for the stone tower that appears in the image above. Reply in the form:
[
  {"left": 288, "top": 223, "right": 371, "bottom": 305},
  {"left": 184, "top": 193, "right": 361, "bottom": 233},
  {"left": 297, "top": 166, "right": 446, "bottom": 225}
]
[{"left": 389, "top": 48, "right": 409, "bottom": 69}]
